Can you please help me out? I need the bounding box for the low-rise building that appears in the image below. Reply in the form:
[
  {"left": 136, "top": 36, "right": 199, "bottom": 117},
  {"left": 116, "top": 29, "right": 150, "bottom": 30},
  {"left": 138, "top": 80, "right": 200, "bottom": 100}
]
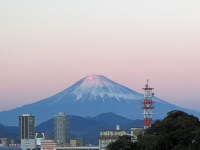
[
  {"left": 98, "top": 126, "right": 128, "bottom": 150},
  {"left": 70, "top": 138, "right": 85, "bottom": 147},
  {"left": 41, "top": 140, "right": 59, "bottom": 150},
  {"left": 130, "top": 127, "right": 143, "bottom": 141},
  {"left": 35, "top": 132, "right": 45, "bottom": 146},
  {"left": 20, "top": 139, "right": 36, "bottom": 150},
  {"left": 0, "top": 138, "right": 12, "bottom": 146}
]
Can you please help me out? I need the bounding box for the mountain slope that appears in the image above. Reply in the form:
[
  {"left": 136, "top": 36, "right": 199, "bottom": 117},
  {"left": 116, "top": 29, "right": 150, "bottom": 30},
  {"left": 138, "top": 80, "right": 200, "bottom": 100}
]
[{"left": 0, "top": 74, "right": 199, "bottom": 126}]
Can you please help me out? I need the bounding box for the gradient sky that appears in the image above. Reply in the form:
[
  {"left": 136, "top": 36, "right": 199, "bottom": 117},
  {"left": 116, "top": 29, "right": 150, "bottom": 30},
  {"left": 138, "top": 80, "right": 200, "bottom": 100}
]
[{"left": 1, "top": 0, "right": 200, "bottom": 112}]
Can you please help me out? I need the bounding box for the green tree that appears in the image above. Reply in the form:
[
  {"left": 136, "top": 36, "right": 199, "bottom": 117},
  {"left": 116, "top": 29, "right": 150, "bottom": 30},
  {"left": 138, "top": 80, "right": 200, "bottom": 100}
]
[
  {"left": 106, "top": 135, "right": 137, "bottom": 150},
  {"left": 140, "top": 110, "right": 200, "bottom": 150},
  {"left": 137, "top": 134, "right": 159, "bottom": 150}
]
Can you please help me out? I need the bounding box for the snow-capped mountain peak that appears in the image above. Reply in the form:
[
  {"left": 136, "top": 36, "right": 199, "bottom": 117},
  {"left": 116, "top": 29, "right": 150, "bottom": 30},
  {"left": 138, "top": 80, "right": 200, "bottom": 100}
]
[
  {"left": 67, "top": 74, "right": 142, "bottom": 101},
  {"left": 79, "top": 74, "right": 114, "bottom": 88}
]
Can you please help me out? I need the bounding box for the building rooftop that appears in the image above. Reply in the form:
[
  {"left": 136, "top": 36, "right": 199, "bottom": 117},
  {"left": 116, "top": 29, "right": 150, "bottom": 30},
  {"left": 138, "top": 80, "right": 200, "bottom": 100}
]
[
  {"left": 100, "top": 130, "right": 128, "bottom": 131},
  {"left": 0, "top": 147, "right": 22, "bottom": 150},
  {"left": 21, "top": 114, "right": 32, "bottom": 116},
  {"left": 55, "top": 147, "right": 99, "bottom": 150},
  {"left": 98, "top": 136, "right": 120, "bottom": 140}
]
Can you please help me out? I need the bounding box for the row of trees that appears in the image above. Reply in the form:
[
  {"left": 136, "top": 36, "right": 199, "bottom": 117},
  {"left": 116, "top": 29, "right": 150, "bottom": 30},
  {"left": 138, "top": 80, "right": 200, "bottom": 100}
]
[{"left": 106, "top": 110, "right": 200, "bottom": 150}]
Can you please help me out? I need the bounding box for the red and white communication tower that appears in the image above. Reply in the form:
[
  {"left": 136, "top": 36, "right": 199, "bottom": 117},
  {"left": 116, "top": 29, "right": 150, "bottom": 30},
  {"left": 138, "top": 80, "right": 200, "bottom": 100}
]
[{"left": 142, "top": 80, "right": 154, "bottom": 129}]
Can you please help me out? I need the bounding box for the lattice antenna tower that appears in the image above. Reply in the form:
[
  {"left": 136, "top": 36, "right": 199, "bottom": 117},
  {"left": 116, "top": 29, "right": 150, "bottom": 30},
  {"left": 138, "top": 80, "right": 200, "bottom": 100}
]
[{"left": 142, "top": 79, "right": 154, "bottom": 129}]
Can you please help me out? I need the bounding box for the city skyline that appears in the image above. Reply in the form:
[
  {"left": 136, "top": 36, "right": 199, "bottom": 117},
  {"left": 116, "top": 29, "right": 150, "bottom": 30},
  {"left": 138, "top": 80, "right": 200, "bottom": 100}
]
[{"left": 1, "top": 0, "right": 200, "bottom": 112}]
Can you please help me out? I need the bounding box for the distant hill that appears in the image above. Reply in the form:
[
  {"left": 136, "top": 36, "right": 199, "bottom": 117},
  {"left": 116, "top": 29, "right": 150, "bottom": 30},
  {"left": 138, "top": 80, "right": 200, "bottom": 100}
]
[
  {"left": 0, "top": 112, "right": 143, "bottom": 145},
  {"left": 36, "top": 114, "right": 112, "bottom": 145},
  {"left": 91, "top": 112, "right": 143, "bottom": 129},
  {"left": 0, "top": 123, "right": 19, "bottom": 143},
  {"left": 0, "top": 74, "right": 199, "bottom": 126},
  {"left": 36, "top": 113, "right": 143, "bottom": 145}
]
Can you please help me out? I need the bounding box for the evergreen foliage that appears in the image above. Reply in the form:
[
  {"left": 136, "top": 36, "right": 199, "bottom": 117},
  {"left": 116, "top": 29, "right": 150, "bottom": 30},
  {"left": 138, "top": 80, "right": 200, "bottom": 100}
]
[
  {"left": 106, "top": 110, "right": 200, "bottom": 150},
  {"left": 106, "top": 135, "right": 137, "bottom": 150}
]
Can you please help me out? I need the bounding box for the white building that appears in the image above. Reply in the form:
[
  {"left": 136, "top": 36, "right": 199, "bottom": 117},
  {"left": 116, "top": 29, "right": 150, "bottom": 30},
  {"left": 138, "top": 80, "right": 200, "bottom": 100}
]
[
  {"left": 130, "top": 127, "right": 143, "bottom": 141},
  {"left": 35, "top": 132, "right": 45, "bottom": 148},
  {"left": 98, "top": 126, "right": 128, "bottom": 150},
  {"left": 21, "top": 139, "right": 36, "bottom": 150}
]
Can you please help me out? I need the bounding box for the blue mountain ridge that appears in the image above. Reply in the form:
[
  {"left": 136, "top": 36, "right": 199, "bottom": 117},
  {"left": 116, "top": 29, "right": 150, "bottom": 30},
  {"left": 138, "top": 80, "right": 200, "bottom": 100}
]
[
  {"left": 0, "top": 112, "right": 144, "bottom": 145},
  {"left": 0, "top": 74, "right": 199, "bottom": 126}
]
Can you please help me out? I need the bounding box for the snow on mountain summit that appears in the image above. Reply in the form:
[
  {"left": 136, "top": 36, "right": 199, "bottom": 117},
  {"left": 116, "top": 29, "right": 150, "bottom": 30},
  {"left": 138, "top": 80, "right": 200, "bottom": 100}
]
[
  {"left": 67, "top": 74, "right": 143, "bottom": 101},
  {"left": 79, "top": 74, "right": 115, "bottom": 88}
]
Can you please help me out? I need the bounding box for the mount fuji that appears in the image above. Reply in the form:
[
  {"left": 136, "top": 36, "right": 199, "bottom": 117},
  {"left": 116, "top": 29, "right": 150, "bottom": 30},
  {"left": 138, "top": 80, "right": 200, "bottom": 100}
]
[{"left": 0, "top": 74, "right": 199, "bottom": 126}]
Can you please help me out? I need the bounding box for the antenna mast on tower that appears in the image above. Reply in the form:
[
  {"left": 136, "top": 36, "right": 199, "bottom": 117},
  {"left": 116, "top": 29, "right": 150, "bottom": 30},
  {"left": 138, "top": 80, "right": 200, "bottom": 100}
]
[{"left": 142, "top": 80, "right": 154, "bottom": 129}]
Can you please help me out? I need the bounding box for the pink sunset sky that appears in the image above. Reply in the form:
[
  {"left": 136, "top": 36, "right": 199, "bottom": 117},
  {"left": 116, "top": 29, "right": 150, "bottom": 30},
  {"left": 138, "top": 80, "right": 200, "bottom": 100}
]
[{"left": 0, "top": 0, "right": 200, "bottom": 112}]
